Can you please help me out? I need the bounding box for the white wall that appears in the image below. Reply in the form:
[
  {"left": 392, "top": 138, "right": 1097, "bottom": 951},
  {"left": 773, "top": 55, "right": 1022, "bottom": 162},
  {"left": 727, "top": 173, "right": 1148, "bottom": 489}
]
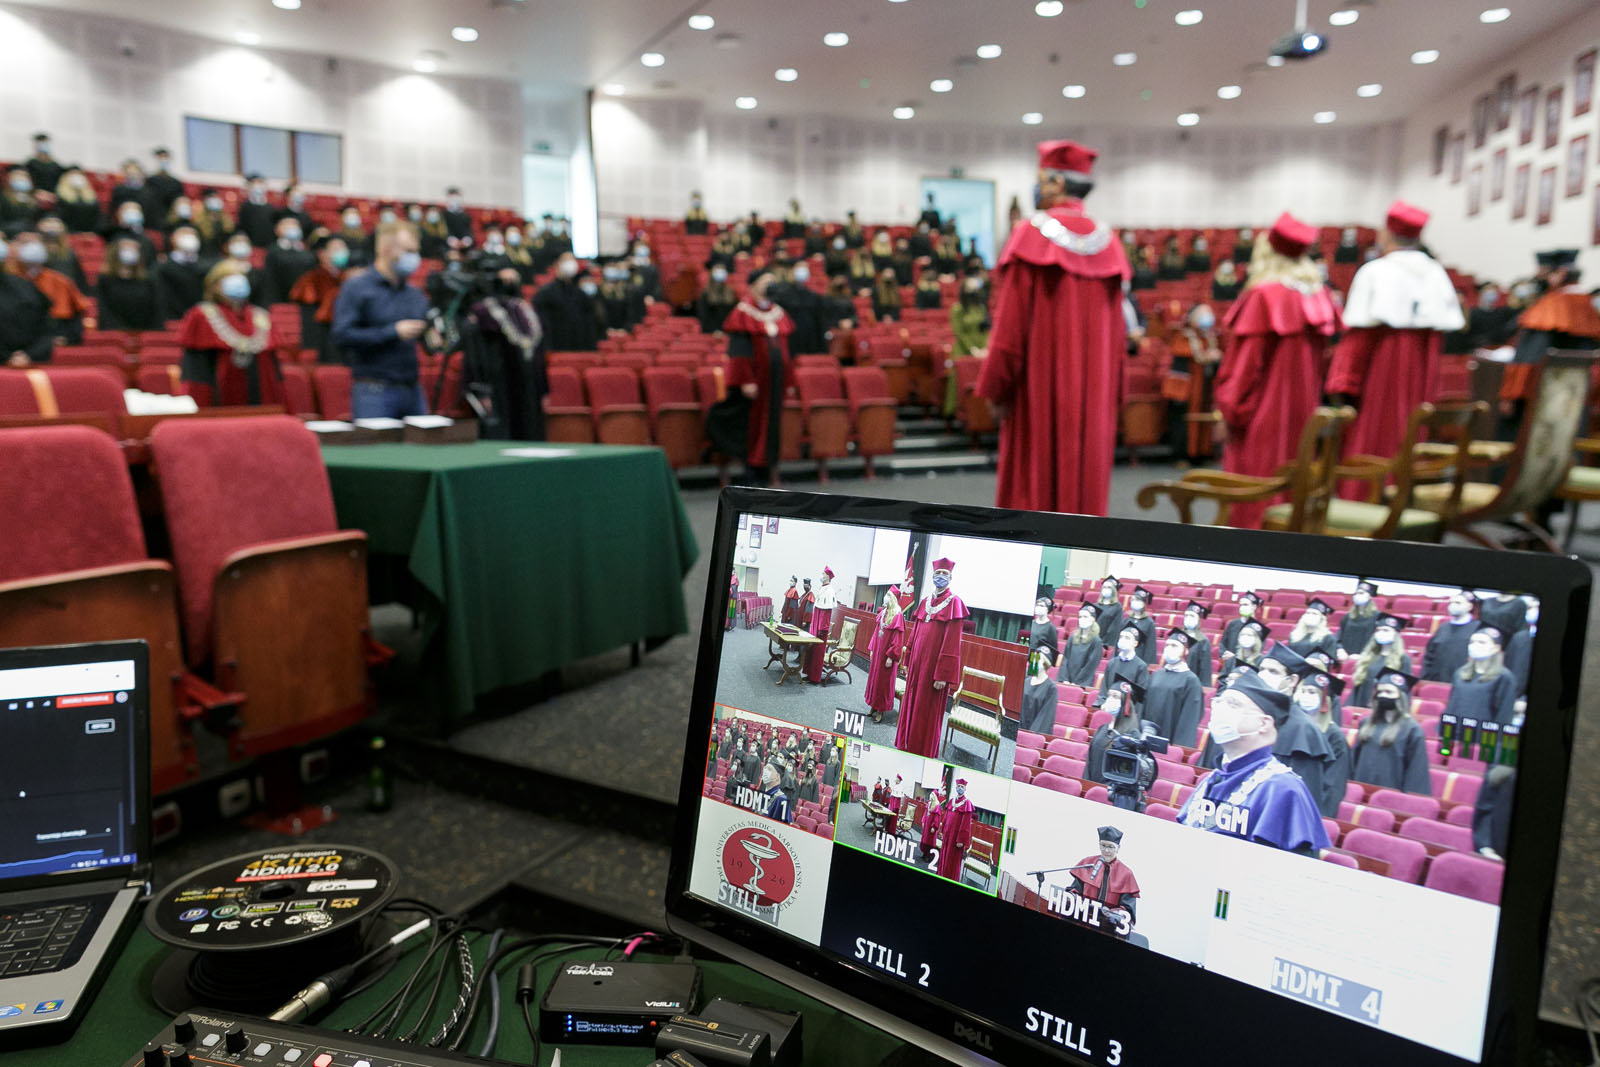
[
  {"left": 0, "top": 2, "right": 523, "bottom": 207},
  {"left": 1396, "top": 6, "right": 1600, "bottom": 284},
  {"left": 592, "top": 96, "right": 1401, "bottom": 242},
  {"left": 738, "top": 516, "right": 876, "bottom": 605}
]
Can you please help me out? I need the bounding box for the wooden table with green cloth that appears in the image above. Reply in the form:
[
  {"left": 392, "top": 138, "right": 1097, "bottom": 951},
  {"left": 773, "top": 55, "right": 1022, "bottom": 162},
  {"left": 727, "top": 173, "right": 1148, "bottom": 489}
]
[
  {"left": 321, "top": 442, "right": 699, "bottom": 727},
  {"left": 9, "top": 926, "right": 902, "bottom": 1066}
]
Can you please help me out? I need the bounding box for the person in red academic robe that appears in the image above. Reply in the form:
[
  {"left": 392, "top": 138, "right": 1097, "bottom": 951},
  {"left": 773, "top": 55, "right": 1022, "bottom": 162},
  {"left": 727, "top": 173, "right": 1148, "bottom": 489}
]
[
  {"left": 1213, "top": 212, "right": 1343, "bottom": 528},
  {"left": 894, "top": 557, "right": 969, "bottom": 759},
  {"left": 935, "top": 776, "right": 976, "bottom": 881},
  {"left": 864, "top": 586, "right": 906, "bottom": 722},
  {"left": 1325, "top": 200, "right": 1464, "bottom": 496},
  {"left": 176, "top": 260, "right": 287, "bottom": 406},
  {"left": 919, "top": 787, "right": 946, "bottom": 861},
  {"left": 1067, "top": 825, "right": 1140, "bottom": 935},
  {"left": 975, "top": 138, "right": 1130, "bottom": 516},
  {"left": 781, "top": 576, "right": 800, "bottom": 624},
  {"left": 804, "top": 565, "right": 838, "bottom": 683},
  {"left": 722, "top": 272, "right": 796, "bottom": 485}
]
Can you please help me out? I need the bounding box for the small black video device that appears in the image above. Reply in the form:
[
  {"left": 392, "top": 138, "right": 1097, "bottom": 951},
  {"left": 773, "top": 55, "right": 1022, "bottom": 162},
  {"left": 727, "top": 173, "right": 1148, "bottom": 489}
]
[{"left": 539, "top": 958, "right": 701, "bottom": 1045}]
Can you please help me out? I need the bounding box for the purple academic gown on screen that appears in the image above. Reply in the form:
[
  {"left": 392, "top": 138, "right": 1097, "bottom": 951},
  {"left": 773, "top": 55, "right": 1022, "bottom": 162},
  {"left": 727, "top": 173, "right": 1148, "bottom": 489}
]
[
  {"left": 895, "top": 590, "right": 970, "bottom": 758},
  {"left": 1176, "top": 746, "right": 1330, "bottom": 853}
]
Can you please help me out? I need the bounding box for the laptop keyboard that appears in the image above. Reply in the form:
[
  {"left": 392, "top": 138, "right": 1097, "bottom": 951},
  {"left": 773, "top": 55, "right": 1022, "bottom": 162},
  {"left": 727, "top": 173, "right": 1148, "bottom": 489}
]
[{"left": 0, "top": 901, "right": 94, "bottom": 978}]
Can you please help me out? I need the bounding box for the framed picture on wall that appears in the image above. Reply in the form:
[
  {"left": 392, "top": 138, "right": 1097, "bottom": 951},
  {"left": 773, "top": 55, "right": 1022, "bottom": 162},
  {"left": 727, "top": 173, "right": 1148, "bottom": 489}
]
[
  {"left": 1537, "top": 165, "right": 1557, "bottom": 225},
  {"left": 1467, "top": 164, "right": 1483, "bottom": 217},
  {"left": 766, "top": 517, "right": 779, "bottom": 534},
  {"left": 1545, "top": 86, "right": 1564, "bottom": 149},
  {"left": 748, "top": 525, "right": 762, "bottom": 549},
  {"left": 1432, "top": 125, "right": 1450, "bottom": 176},
  {"left": 1472, "top": 94, "right": 1492, "bottom": 148},
  {"left": 1518, "top": 85, "right": 1540, "bottom": 145},
  {"left": 1570, "top": 135, "right": 1590, "bottom": 198},
  {"left": 1491, "top": 148, "right": 1508, "bottom": 200},
  {"left": 1495, "top": 74, "right": 1516, "bottom": 131},
  {"left": 738, "top": 514, "right": 748, "bottom": 530},
  {"left": 1512, "top": 163, "right": 1531, "bottom": 219},
  {"left": 1450, "top": 133, "right": 1466, "bottom": 183},
  {"left": 1577, "top": 49, "right": 1596, "bottom": 117}
]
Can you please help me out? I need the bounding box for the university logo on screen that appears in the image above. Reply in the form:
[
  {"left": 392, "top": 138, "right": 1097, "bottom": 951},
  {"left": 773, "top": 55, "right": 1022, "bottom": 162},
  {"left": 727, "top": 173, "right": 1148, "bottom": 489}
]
[{"left": 716, "top": 825, "right": 803, "bottom": 927}]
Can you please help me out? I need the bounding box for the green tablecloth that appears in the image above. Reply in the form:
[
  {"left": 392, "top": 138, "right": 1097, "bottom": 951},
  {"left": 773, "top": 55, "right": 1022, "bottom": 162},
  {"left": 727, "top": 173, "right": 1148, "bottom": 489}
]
[
  {"left": 322, "top": 442, "right": 699, "bottom": 725},
  {"left": 9, "top": 928, "right": 900, "bottom": 1066}
]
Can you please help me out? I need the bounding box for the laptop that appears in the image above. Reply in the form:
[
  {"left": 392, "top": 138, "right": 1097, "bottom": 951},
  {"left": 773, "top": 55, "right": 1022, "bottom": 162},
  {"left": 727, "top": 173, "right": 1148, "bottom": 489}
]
[{"left": 0, "top": 641, "right": 150, "bottom": 1046}]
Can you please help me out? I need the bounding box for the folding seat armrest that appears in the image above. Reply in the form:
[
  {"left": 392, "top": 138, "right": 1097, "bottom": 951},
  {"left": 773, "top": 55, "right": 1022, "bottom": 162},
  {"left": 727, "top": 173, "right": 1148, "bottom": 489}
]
[
  {"left": 595, "top": 402, "right": 649, "bottom": 416},
  {"left": 802, "top": 396, "right": 849, "bottom": 414}
]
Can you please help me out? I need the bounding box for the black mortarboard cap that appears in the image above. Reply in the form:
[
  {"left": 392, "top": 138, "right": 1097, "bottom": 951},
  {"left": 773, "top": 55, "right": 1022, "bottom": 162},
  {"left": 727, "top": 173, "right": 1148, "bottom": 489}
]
[
  {"left": 1376, "top": 613, "right": 1409, "bottom": 630},
  {"left": 1226, "top": 669, "right": 1292, "bottom": 724},
  {"left": 1304, "top": 668, "right": 1346, "bottom": 698},
  {"left": 1264, "top": 641, "right": 1311, "bottom": 675},
  {"left": 1377, "top": 670, "right": 1420, "bottom": 694},
  {"left": 1097, "top": 825, "right": 1124, "bottom": 844},
  {"left": 1307, "top": 598, "right": 1334, "bottom": 615},
  {"left": 1185, "top": 601, "right": 1211, "bottom": 618},
  {"left": 1165, "top": 629, "right": 1196, "bottom": 651},
  {"left": 1111, "top": 678, "right": 1147, "bottom": 704}
]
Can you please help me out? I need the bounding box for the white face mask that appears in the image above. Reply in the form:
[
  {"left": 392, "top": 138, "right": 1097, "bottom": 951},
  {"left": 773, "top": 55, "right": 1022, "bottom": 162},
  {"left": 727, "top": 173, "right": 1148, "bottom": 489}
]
[
  {"left": 1467, "top": 637, "right": 1497, "bottom": 661},
  {"left": 1374, "top": 627, "right": 1395, "bottom": 645},
  {"left": 1207, "top": 699, "right": 1262, "bottom": 745},
  {"left": 1295, "top": 691, "right": 1323, "bottom": 713},
  {"left": 174, "top": 233, "right": 200, "bottom": 254},
  {"left": 1237, "top": 632, "right": 1257, "bottom": 649},
  {"left": 1103, "top": 699, "right": 1123, "bottom": 718},
  {"left": 1352, "top": 592, "right": 1371, "bottom": 606},
  {"left": 229, "top": 242, "right": 251, "bottom": 260},
  {"left": 1117, "top": 636, "right": 1137, "bottom": 653},
  {"left": 1078, "top": 614, "right": 1095, "bottom": 630},
  {"left": 558, "top": 259, "right": 579, "bottom": 279},
  {"left": 1303, "top": 610, "right": 1324, "bottom": 628},
  {"left": 1449, "top": 601, "right": 1471, "bottom": 620},
  {"left": 1163, "top": 646, "right": 1184, "bottom": 665},
  {"left": 344, "top": 213, "right": 362, "bottom": 228},
  {"left": 1184, "top": 612, "right": 1200, "bottom": 630},
  {"left": 1238, "top": 602, "right": 1254, "bottom": 617}
]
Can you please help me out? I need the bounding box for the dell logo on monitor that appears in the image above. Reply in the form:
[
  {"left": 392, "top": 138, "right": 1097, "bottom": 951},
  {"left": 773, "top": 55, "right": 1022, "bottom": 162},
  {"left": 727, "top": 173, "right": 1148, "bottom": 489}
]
[{"left": 953, "top": 1021, "right": 993, "bottom": 1051}]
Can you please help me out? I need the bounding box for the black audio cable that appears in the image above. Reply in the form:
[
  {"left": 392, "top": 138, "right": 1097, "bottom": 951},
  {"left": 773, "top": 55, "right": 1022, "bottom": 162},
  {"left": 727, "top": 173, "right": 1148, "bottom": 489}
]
[
  {"left": 353, "top": 915, "right": 464, "bottom": 1037},
  {"left": 268, "top": 915, "right": 435, "bottom": 1024},
  {"left": 443, "top": 933, "right": 622, "bottom": 1052},
  {"left": 426, "top": 933, "right": 477, "bottom": 1046},
  {"left": 369, "top": 919, "right": 468, "bottom": 1039},
  {"left": 517, "top": 960, "right": 542, "bottom": 1065},
  {"left": 475, "top": 929, "right": 507, "bottom": 1059}
]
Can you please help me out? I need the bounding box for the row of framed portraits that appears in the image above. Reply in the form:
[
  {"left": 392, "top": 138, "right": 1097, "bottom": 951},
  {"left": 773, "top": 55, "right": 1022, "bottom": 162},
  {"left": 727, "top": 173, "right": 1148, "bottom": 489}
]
[{"left": 1433, "top": 49, "right": 1594, "bottom": 167}]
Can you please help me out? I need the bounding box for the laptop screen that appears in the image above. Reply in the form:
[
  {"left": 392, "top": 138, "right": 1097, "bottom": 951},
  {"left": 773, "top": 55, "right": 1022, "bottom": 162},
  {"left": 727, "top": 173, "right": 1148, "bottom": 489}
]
[
  {"left": 671, "top": 493, "right": 1586, "bottom": 1067},
  {"left": 0, "top": 656, "right": 142, "bottom": 881}
]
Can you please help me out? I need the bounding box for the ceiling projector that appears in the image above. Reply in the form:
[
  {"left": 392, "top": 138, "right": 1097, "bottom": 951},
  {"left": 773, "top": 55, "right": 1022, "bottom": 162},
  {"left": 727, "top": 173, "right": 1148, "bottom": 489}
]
[{"left": 1270, "top": 26, "right": 1328, "bottom": 60}]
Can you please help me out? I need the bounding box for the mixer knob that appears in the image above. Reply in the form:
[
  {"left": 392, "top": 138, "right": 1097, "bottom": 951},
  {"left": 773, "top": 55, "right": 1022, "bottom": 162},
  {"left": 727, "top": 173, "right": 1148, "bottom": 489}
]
[
  {"left": 224, "top": 1024, "right": 249, "bottom": 1053},
  {"left": 172, "top": 1014, "right": 196, "bottom": 1045},
  {"left": 141, "top": 1040, "right": 166, "bottom": 1066}
]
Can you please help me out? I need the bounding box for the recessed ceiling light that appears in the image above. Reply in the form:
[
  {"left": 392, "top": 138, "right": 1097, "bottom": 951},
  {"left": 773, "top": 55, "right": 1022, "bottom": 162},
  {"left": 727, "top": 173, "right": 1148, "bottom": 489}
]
[
  {"left": 601, "top": 83, "right": 625, "bottom": 96},
  {"left": 823, "top": 31, "right": 850, "bottom": 47},
  {"left": 775, "top": 68, "right": 798, "bottom": 82},
  {"left": 893, "top": 105, "right": 915, "bottom": 119},
  {"left": 888, "top": 0, "right": 909, "bottom": 4},
  {"left": 1177, "top": 112, "right": 1200, "bottom": 126},
  {"left": 1479, "top": 7, "right": 1510, "bottom": 23},
  {"left": 1266, "top": 54, "right": 1285, "bottom": 66},
  {"left": 735, "top": 96, "right": 758, "bottom": 110},
  {"left": 1411, "top": 49, "right": 1440, "bottom": 64},
  {"left": 1174, "top": 9, "right": 1203, "bottom": 26},
  {"left": 1356, "top": 82, "right": 1383, "bottom": 97},
  {"left": 930, "top": 78, "right": 954, "bottom": 93},
  {"left": 451, "top": 26, "right": 478, "bottom": 42},
  {"left": 976, "top": 44, "right": 1002, "bottom": 59},
  {"left": 271, "top": 0, "right": 300, "bottom": 9},
  {"left": 641, "top": 52, "right": 665, "bottom": 67},
  {"left": 1217, "top": 84, "right": 1242, "bottom": 99},
  {"left": 412, "top": 55, "right": 438, "bottom": 73},
  {"left": 1313, "top": 110, "right": 1337, "bottom": 123},
  {"left": 1022, "top": 112, "right": 1044, "bottom": 125},
  {"left": 1062, "top": 83, "right": 1086, "bottom": 98},
  {"left": 1328, "top": 8, "right": 1359, "bottom": 26},
  {"left": 1113, "top": 52, "right": 1137, "bottom": 66},
  {"left": 1036, "top": 0, "right": 1064, "bottom": 15},
  {"left": 688, "top": 14, "right": 715, "bottom": 30},
  {"left": 235, "top": 30, "right": 261, "bottom": 45}
]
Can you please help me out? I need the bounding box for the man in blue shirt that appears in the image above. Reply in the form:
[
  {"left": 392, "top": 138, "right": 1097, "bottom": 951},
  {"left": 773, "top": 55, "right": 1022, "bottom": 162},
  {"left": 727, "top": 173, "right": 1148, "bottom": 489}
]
[{"left": 331, "top": 221, "right": 430, "bottom": 419}]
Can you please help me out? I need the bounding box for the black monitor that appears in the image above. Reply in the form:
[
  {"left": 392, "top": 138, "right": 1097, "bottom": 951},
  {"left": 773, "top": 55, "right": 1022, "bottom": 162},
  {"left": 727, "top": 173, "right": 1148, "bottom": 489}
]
[{"left": 666, "top": 488, "right": 1588, "bottom": 1067}]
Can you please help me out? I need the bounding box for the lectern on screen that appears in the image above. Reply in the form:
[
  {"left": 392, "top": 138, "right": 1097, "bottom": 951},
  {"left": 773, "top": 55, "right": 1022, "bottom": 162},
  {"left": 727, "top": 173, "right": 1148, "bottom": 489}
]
[{"left": 666, "top": 488, "right": 1588, "bottom": 1067}]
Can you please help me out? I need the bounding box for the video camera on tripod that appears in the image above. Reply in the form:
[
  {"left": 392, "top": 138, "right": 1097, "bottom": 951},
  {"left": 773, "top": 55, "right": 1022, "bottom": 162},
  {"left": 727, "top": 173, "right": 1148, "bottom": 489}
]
[{"left": 1101, "top": 723, "right": 1167, "bottom": 812}]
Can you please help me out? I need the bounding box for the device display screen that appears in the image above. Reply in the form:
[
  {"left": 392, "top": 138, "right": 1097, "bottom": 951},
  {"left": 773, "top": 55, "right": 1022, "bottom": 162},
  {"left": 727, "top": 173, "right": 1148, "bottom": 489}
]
[{"left": 683, "top": 511, "right": 1543, "bottom": 1065}]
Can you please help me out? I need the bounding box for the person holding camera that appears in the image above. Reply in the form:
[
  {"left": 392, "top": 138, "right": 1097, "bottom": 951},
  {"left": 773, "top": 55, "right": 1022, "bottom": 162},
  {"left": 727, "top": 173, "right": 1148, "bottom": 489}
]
[
  {"left": 331, "top": 220, "right": 431, "bottom": 419},
  {"left": 1085, "top": 679, "right": 1145, "bottom": 785}
]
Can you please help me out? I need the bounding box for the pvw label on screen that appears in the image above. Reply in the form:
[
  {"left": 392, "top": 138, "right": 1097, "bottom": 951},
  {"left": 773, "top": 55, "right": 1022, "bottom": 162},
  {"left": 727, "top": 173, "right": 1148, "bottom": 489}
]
[{"left": 1271, "top": 958, "right": 1383, "bottom": 1025}]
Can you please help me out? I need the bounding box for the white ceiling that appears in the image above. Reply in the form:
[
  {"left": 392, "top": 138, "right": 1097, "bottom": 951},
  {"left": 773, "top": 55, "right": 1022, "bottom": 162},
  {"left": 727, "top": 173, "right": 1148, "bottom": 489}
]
[{"left": 10, "top": 0, "right": 1582, "bottom": 128}]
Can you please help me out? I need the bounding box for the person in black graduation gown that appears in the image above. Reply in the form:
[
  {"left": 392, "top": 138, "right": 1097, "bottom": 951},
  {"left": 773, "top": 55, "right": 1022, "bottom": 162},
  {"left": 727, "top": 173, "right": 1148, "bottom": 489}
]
[
  {"left": 1122, "top": 587, "right": 1158, "bottom": 665},
  {"left": 628, "top": 244, "right": 664, "bottom": 302},
  {"left": 53, "top": 167, "right": 102, "bottom": 235},
  {"left": 465, "top": 268, "right": 548, "bottom": 441},
  {"left": 1349, "top": 671, "right": 1431, "bottom": 794},
  {"left": 743, "top": 211, "right": 765, "bottom": 251},
  {"left": 909, "top": 222, "right": 934, "bottom": 260},
  {"left": 37, "top": 217, "right": 87, "bottom": 290},
  {"left": 1018, "top": 656, "right": 1059, "bottom": 736},
  {"left": 824, "top": 235, "right": 851, "bottom": 280},
  {"left": 262, "top": 216, "right": 315, "bottom": 306},
  {"left": 804, "top": 223, "right": 827, "bottom": 258},
  {"left": 913, "top": 272, "right": 943, "bottom": 309},
  {"left": 1230, "top": 227, "right": 1254, "bottom": 263},
  {"left": 1180, "top": 601, "right": 1213, "bottom": 687},
  {"left": 235, "top": 174, "right": 278, "bottom": 249},
  {"left": 1443, "top": 626, "right": 1519, "bottom": 725},
  {"left": 1144, "top": 631, "right": 1204, "bottom": 748},
  {"left": 1219, "top": 591, "right": 1262, "bottom": 666},
  {"left": 1085, "top": 680, "right": 1145, "bottom": 784},
  {"left": 1472, "top": 766, "right": 1514, "bottom": 860},
  {"left": 155, "top": 228, "right": 208, "bottom": 318},
  {"left": 533, "top": 254, "right": 602, "bottom": 351},
  {"left": 1294, "top": 668, "right": 1349, "bottom": 818},
  {"left": 1094, "top": 621, "right": 1150, "bottom": 707},
  {"left": 24, "top": 134, "right": 63, "bottom": 197},
  {"left": 1223, "top": 619, "right": 1268, "bottom": 676},
  {"left": 1059, "top": 603, "right": 1103, "bottom": 687},
  {"left": 1505, "top": 600, "right": 1537, "bottom": 696},
  {"left": 1477, "top": 593, "right": 1528, "bottom": 642},
  {"left": 871, "top": 269, "right": 902, "bottom": 323},
  {"left": 698, "top": 267, "right": 738, "bottom": 334},
  {"left": 772, "top": 263, "right": 825, "bottom": 354},
  {"left": 1157, "top": 237, "right": 1186, "bottom": 281},
  {"left": 277, "top": 185, "right": 316, "bottom": 242},
  {"left": 95, "top": 237, "right": 166, "bottom": 330},
  {"left": 1027, "top": 598, "right": 1060, "bottom": 676},
  {"left": 1302, "top": 651, "right": 1344, "bottom": 726},
  {"left": 1346, "top": 614, "right": 1411, "bottom": 709},
  {"left": 1423, "top": 589, "right": 1480, "bottom": 681},
  {"left": 442, "top": 188, "right": 473, "bottom": 241},
  {"left": 889, "top": 239, "right": 915, "bottom": 286},
  {"left": 0, "top": 245, "right": 56, "bottom": 364},
  {"left": 918, "top": 193, "right": 942, "bottom": 231},
  {"left": 684, "top": 191, "right": 709, "bottom": 236},
  {"left": 1286, "top": 599, "right": 1338, "bottom": 662},
  {"left": 599, "top": 261, "right": 643, "bottom": 332},
  {"left": 1092, "top": 577, "right": 1125, "bottom": 650},
  {"left": 1211, "top": 260, "right": 1241, "bottom": 301},
  {"left": 823, "top": 746, "right": 841, "bottom": 788},
  {"left": 1183, "top": 235, "right": 1212, "bottom": 273},
  {"left": 143, "top": 147, "right": 183, "bottom": 220},
  {"left": 738, "top": 741, "right": 763, "bottom": 792},
  {"left": 1336, "top": 580, "right": 1381, "bottom": 662}
]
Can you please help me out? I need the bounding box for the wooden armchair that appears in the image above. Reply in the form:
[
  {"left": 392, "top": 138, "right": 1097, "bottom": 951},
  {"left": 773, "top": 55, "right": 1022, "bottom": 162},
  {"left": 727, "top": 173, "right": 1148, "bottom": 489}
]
[
  {"left": 944, "top": 665, "right": 1006, "bottom": 772},
  {"left": 1555, "top": 436, "right": 1600, "bottom": 551},
  {"left": 821, "top": 617, "right": 861, "bottom": 685},
  {"left": 1413, "top": 350, "right": 1596, "bottom": 551},
  {"left": 1135, "top": 406, "right": 1355, "bottom": 531},
  {"left": 1324, "top": 400, "right": 1488, "bottom": 541}
]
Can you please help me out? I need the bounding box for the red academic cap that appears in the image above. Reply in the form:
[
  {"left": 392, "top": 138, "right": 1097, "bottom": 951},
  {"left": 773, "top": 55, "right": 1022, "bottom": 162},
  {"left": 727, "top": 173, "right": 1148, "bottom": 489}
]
[
  {"left": 1037, "top": 139, "right": 1098, "bottom": 179},
  {"left": 1267, "top": 211, "right": 1316, "bottom": 258},
  {"left": 932, "top": 557, "right": 956, "bottom": 573},
  {"left": 822, "top": 566, "right": 835, "bottom": 578},
  {"left": 1385, "top": 199, "right": 1429, "bottom": 239}
]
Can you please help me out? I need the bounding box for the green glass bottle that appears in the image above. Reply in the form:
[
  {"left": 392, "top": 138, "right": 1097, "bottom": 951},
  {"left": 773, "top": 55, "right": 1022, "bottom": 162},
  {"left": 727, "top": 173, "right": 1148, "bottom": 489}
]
[{"left": 367, "top": 736, "right": 393, "bottom": 813}]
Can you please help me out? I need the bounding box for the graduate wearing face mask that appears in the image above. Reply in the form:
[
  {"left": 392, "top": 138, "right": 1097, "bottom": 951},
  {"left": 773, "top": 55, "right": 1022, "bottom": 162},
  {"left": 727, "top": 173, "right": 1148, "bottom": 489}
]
[
  {"left": 1122, "top": 586, "right": 1158, "bottom": 665},
  {"left": 1423, "top": 589, "right": 1480, "bottom": 681},
  {"left": 1092, "top": 576, "right": 1125, "bottom": 649},
  {"left": 95, "top": 236, "right": 166, "bottom": 330},
  {"left": 1224, "top": 618, "right": 1269, "bottom": 676},
  {"left": 467, "top": 266, "right": 548, "bottom": 442},
  {"left": 1143, "top": 630, "right": 1204, "bottom": 747},
  {"left": 684, "top": 191, "right": 708, "bottom": 235},
  {"left": 288, "top": 235, "right": 352, "bottom": 363},
  {"left": 1178, "top": 671, "right": 1330, "bottom": 854},
  {"left": 440, "top": 187, "right": 472, "bottom": 240},
  {"left": 1349, "top": 670, "right": 1431, "bottom": 794},
  {"left": 1220, "top": 592, "right": 1262, "bottom": 664},
  {"left": 598, "top": 259, "right": 644, "bottom": 333},
  {"left": 532, "top": 253, "right": 603, "bottom": 352},
  {"left": 1084, "top": 679, "right": 1145, "bottom": 784},
  {"left": 697, "top": 265, "right": 738, "bottom": 335},
  {"left": 235, "top": 173, "right": 278, "bottom": 248},
  {"left": 261, "top": 216, "right": 315, "bottom": 306},
  {"left": 1442, "top": 625, "right": 1519, "bottom": 725},
  {"left": 769, "top": 260, "right": 826, "bottom": 354},
  {"left": 717, "top": 271, "right": 797, "bottom": 486},
  {"left": 1, "top": 167, "right": 42, "bottom": 236},
  {"left": 7, "top": 232, "right": 90, "bottom": 351},
  {"left": 153, "top": 227, "right": 208, "bottom": 316},
  {"left": 1335, "top": 579, "right": 1381, "bottom": 660},
  {"left": 1348, "top": 613, "right": 1411, "bottom": 709},
  {"left": 1179, "top": 601, "right": 1213, "bottom": 686},
  {"left": 1095, "top": 621, "right": 1149, "bottom": 708},
  {"left": 175, "top": 260, "right": 286, "bottom": 406},
  {"left": 1295, "top": 667, "right": 1349, "bottom": 817},
  {"left": 0, "top": 238, "right": 57, "bottom": 365},
  {"left": 1059, "top": 601, "right": 1103, "bottom": 686}
]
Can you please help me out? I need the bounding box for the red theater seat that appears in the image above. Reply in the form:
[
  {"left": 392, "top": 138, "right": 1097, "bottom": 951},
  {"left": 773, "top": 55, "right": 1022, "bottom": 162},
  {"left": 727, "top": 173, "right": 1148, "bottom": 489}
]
[
  {"left": 310, "top": 365, "right": 352, "bottom": 421},
  {"left": 1337, "top": 803, "right": 1396, "bottom": 832},
  {"left": 1342, "top": 828, "right": 1427, "bottom": 883},
  {"left": 543, "top": 367, "right": 596, "bottom": 443},
  {"left": 136, "top": 364, "right": 184, "bottom": 396},
  {"left": 582, "top": 367, "right": 651, "bottom": 445},
  {"left": 1423, "top": 851, "right": 1503, "bottom": 904},
  {"left": 1398, "top": 817, "right": 1474, "bottom": 852},
  {"left": 278, "top": 364, "right": 317, "bottom": 417},
  {"left": 1041, "top": 755, "right": 1087, "bottom": 780},
  {"left": 1368, "top": 788, "right": 1441, "bottom": 821},
  {"left": 1032, "top": 773, "right": 1081, "bottom": 796},
  {"left": 840, "top": 365, "right": 897, "bottom": 468},
  {"left": 150, "top": 415, "right": 383, "bottom": 758},
  {"left": 1322, "top": 851, "right": 1359, "bottom": 870},
  {"left": 793, "top": 366, "right": 851, "bottom": 474},
  {"left": 641, "top": 366, "right": 705, "bottom": 468}
]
